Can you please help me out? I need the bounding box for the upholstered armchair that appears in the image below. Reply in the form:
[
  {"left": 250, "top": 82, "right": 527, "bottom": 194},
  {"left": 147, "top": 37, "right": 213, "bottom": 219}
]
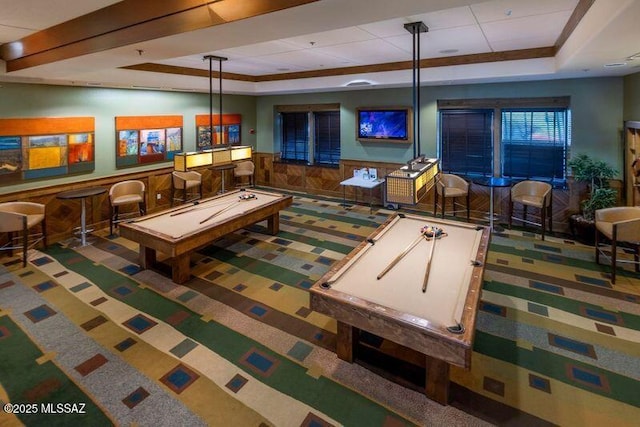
[
  {"left": 109, "top": 180, "right": 146, "bottom": 235},
  {"left": 509, "top": 180, "right": 552, "bottom": 240},
  {"left": 433, "top": 173, "right": 470, "bottom": 220},
  {"left": 595, "top": 206, "right": 640, "bottom": 284},
  {"left": 171, "top": 171, "right": 203, "bottom": 206},
  {"left": 0, "top": 202, "right": 47, "bottom": 267},
  {"left": 233, "top": 160, "right": 255, "bottom": 187}
]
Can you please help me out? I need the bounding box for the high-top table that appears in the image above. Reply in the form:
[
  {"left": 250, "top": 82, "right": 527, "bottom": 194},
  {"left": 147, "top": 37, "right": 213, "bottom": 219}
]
[
  {"left": 340, "top": 176, "right": 385, "bottom": 213},
  {"left": 57, "top": 186, "right": 107, "bottom": 246},
  {"left": 472, "top": 177, "right": 512, "bottom": 231}
]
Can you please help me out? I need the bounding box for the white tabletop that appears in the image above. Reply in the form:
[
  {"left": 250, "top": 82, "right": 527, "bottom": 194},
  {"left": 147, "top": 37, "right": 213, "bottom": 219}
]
[{"left": 340, "top": 176, "right": 385, "bottom": 189}]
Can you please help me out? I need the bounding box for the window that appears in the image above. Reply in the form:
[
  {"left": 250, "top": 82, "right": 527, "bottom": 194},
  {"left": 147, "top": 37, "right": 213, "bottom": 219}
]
[
  {"left": 440, "top": 110, "right": 493, "bottom": 176},
  {"left": 278, "top": 104, "right": 340, "bottom": 166},
  {"left": 438, "top": 98, "right": 571, "bottom": 184},
  {"left": 501, "top": 109, "right": 569, "bottom": 183},
  {"left": 314, "top": 111, "right": 340, "bottom": 165},
  {"left": 281, "top": 112, "right": 309, "bottom": 162}
]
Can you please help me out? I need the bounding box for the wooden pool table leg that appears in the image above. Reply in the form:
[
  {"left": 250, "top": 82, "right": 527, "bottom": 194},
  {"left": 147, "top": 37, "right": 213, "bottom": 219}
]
[
  {"left": 139, "top": 245, "right": 156, "bottom": 270},
  {"left": 172, "top": 253, "right": 191, "bottom": 284},
  {"left": 336, "top": 321, "right": 358, "bottom": 362},
  {"left": 267, "top": 212, "right": 280, "bottom": 235},
  {"left": 425, "top": 355, "right": 450, "bottom": 405}
]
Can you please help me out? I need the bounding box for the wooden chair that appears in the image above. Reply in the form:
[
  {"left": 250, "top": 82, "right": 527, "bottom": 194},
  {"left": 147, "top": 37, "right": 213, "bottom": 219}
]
[
  {"left": 109, "top": 180, "right": 146, "bottom": 235},
  {"left": 171, "top": 171, "right": 203, "bottom": 206},
  {"left": 0, "top": 202, "right": 47, "bottom": 267},
  {"left": 433, "top": 173, "right": 470, "bottom": 220},
  {"left": 234, "top": 160, "right": 255, "bottom": 187},
  {"left": 595, "top": 206, "right": 640, "bottom": 284},
  {"left": 508, "top": 180, "right": 552, "bottom": 240}
]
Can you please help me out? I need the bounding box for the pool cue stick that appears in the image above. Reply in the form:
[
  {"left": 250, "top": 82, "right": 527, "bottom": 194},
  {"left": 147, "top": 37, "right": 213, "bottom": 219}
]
[
  {"left": 199, "top": 200, "right": 241, "bottom": 224},
  {"left": 170, "top": 199, "right": 232, "bottom": 216},
  {"left": 422, "top": 236, "right": 437, "bottom": 293},
  {"left": 377, "top": 233, "right": 426, "bottom": 280},
  {"left": 324, "top": 214, "right": 401, "bottom": 286},
  {"left": 130, "top": 198, "right": 205, "bottom": 223}
]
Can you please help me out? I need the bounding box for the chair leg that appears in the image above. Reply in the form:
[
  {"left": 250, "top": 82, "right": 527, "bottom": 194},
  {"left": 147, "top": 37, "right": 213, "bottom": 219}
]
[
  {"left": 109, "top": 204, "right": 114, "bottom": 236},
  {"left": 508, "top": 202, "right": 513, "bottom": 229},
  {"left": 42, "top": 219, "right": 47, "bottom": 248},
  {"left": 595, "top": 228, "right": 600, "bottom": 265},
  {"left": 22, "top": 223, "right": 28, "bottom": 267},
  {"left": 114, "top": 206, "right": 120, "bottom": 231},
  {"left": 540, "top": 206, "right": 546, "bottom": 241},
  {"left": 466, "top": 192, "right": 470, "bottom": 221},
  {"left": 8, "top": 232, "right": 13, "bottom": 257},
  {"left": 611, "top": 234, "right": 617, "bottom": 284}
]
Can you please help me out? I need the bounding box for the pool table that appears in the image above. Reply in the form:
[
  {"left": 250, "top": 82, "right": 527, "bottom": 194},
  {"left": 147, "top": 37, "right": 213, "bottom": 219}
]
[
  {"left": 310, "top": 213, "right": 490, "bottom": 404},
  {"left": 119, "top": 188, "right": 292, "bottom": 284}
]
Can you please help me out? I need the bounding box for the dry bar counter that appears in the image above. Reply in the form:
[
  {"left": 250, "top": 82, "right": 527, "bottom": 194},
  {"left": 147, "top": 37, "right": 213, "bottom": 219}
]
[
  {"left": 119, "top": 188, "right": 292, "bottom": 284},
  {"left": 310, "top": 213, "right": 490, "bottom": 404}
]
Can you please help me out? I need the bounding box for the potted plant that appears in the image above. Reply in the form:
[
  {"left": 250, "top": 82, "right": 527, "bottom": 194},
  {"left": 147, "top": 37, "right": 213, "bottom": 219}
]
[{"left": 567, "top": 153, "right": 618, "bottom": 243}]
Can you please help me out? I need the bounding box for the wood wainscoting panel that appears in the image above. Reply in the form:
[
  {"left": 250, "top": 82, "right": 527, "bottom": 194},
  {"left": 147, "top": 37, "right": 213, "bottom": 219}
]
[{"left": 305, "top": 167, "right": 341, "bottom": 197}]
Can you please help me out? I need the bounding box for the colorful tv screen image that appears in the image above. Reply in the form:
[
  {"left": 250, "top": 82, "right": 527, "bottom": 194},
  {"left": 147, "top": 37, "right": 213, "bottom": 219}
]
[{"left": 358, "top": 110, "right": 408, "bottom": 140}]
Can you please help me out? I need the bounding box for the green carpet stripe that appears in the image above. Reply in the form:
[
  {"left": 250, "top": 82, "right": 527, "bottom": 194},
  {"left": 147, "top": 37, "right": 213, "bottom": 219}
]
[
  {"left": 200, "top": 246, "right": 312, "bottom": 286},
  {"left": 0, "top": 316, "right": 112, "bottom": 426},
  {"left": 285, "top": 205, "right": 383, "bottom": 227},
  {"left": 44, "top": 245, "right": 416, "bottom": 426},
  {"left": 487, "top": 263, "right": 638, "bottom": 303},
  {"left": 483, "top": 280, "right": 640, "bottom": 330},
  {"left": 474, "top": 330, "right": 640, "bottom": 408},
  {"left": 489, "top": 242, "right": 640, "bottom": 278},
  {"left": 276, "top": 228, "right": 360, "bottom": 254}
]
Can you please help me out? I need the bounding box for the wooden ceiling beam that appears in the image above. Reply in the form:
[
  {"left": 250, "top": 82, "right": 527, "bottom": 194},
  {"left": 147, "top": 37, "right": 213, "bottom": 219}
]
[
  {"left": 1, "top": 0, "right": 318, "bottom": 72},
  {"left": 121, "top": 47, "right": 557, "bottom": 83}
]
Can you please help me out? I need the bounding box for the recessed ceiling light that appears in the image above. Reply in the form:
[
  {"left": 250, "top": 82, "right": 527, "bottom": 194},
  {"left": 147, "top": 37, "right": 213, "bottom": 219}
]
[
  {"left": 345, "top": 80, "right": 373, "bottom": 87},
  {"left": 604, "top": 62, "right": 627, "bottom": 68},
  {"left": 439, "top": 49, "right": 459, "bottom": 54}
]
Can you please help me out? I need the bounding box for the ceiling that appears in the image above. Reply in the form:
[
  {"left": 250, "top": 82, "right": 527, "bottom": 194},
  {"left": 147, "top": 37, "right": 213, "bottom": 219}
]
[{"left": 1, "top": 0, "right": 640, "bottom": 95}]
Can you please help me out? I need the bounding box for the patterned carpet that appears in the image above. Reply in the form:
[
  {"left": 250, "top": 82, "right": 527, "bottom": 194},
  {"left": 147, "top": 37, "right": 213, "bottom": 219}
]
[{"left": 0, "top": 194, "right": 639, "bottom": 426}]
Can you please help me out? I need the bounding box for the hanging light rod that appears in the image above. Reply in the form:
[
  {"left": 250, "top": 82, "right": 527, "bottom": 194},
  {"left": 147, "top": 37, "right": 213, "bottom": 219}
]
[
  {"left": 203, "top": 55, "right": 228, "bottom": 148},
  {"left": 203, "top": 55, "right": 228, "bottom": 62},
  {"left": 403, "top": 21, "right": 428, "bottom": 34},
  {"left": 403, "top": 21, "right": 428, "bottom": 161}
]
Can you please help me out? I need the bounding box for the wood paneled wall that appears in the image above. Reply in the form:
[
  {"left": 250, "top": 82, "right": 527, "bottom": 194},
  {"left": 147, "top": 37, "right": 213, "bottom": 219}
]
[
  {"left": 0, "top": 152, "right": 618, "bottom": 246},
  {"left": 0, "top": 163, "right": 237, "bottom": 244},
  {"left": 254, "top": 152, "right": 616, "bottom": 235}
]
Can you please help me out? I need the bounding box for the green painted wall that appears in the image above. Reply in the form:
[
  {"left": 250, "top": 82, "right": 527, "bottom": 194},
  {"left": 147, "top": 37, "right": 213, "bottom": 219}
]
[
  {"left": 624, "top": 71, "right": 640, "bottom": 120},
  {"left": 0, "top": 83, "right": 257, "bottom": 194},
  {"left": 257, "top": 77, "right": 625, "bottom": 176},
  {"left": 0, "top": 75, "right": 628, "bottom": 194}
]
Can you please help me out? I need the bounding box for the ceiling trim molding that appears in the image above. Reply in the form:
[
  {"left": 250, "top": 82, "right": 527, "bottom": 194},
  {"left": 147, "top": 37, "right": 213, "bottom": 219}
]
[
  {"left": 1, "top": 0, "right": 319, "bottom": 72},
  {"left": 121, "top": 47, "right": 557, "bottom": 83}
]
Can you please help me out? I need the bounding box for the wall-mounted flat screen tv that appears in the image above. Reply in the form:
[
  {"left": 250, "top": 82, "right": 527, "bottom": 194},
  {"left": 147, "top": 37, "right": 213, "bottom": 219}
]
[{"left": 357, "top": 107, "right": 412, "bottom": 143}]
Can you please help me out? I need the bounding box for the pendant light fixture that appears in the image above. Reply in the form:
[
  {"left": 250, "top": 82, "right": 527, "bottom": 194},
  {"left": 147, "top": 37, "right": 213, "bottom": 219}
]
[
  {"left": 204, "top": 54, "right": 227, "bottom": 146},
  {"left": 403, "top": 21, "right": 428, "bottom": 159}
]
